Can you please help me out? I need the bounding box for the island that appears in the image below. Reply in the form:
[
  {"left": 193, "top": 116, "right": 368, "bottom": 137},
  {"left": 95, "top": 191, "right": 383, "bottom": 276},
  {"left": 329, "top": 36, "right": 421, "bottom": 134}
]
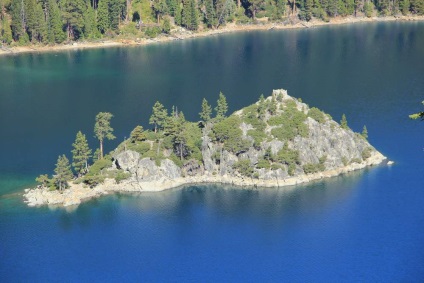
[{"left": 24, "top": 89, "right": 387, "bottom": 207}]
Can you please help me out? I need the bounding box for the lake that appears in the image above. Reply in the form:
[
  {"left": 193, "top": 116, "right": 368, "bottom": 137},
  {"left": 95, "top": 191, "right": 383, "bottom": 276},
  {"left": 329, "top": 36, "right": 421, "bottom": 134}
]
[{"left": 1, "top": 22, "right": 424, "bottom": 282}]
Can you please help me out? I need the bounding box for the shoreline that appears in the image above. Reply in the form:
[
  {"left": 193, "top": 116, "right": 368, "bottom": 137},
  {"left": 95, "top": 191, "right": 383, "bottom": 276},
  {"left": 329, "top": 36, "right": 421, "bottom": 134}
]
[
  {"left": 23, "top": 151, "right": 388, "bottom": 207},
  {"left": 2, "top": 15, "right": 424, "bottom": 57}
]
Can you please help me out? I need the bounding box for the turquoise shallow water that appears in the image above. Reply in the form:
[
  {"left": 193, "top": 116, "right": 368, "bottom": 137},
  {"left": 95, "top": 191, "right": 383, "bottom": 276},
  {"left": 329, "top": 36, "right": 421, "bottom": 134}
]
[{"left": 1, "top": 22, "right": 424, "bottom": 281}]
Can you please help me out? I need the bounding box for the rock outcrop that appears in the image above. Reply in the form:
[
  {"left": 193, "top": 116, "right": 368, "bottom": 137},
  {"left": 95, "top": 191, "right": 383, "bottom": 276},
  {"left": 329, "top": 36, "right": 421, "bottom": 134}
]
[{"left": 24, "top": 89, "right": 388, "bottom": 207}]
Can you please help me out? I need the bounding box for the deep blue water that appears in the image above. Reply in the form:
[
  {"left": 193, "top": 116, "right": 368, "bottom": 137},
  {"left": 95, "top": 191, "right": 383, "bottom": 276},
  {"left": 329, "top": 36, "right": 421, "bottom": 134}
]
[{"left": 1, "top": 22, "right": 424, "bottom": 281}]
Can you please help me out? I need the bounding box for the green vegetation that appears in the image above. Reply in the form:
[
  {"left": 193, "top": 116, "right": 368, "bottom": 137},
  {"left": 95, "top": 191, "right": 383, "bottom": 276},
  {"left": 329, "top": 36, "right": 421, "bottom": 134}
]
[
  {"left": 340, "top": 114, "right": 349, "bottom": 129},
  {"left": 94, "top": 112, "right": 116, "bottom": 159},
  {"left": 71, "top": 131, "right": 92, "bottom": 176},
  {"left": 362, "top": 147, "right": 372, "bottom": 160},
  {"left": 35, "top": 91, "right": 375, "bottom": 192},
  {"left": 361, "top": 125, "right": 368, "bottom": 140},
  {"left": 269, "top": 100, "right": 308, "bottom": 140},
  {"left": 215, "top": 92, "right": 228, "bottom": 122},
  {"left": 212, "top": 115, "right": 251, "bottom": 154},
  {"left": 233, "top": 159, "right": 254, "bottom": 177},
  {"left": 308, "top": 107, "right": 326, "bottom": 123},
  {"left": 199, "top": 98, "right": 212, "bottom": 124},
  {"left": 54, "top": 155, "right": 73, "bottom": 191},
  {"left": 1, "top": 0, "right": 423, "bottom": 46}
]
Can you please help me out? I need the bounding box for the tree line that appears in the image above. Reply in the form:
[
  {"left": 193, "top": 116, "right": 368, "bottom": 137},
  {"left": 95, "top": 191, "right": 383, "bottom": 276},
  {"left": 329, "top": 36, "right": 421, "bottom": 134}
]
[{"left": 1, "top": 0, "right": 423, "bottom": 45}]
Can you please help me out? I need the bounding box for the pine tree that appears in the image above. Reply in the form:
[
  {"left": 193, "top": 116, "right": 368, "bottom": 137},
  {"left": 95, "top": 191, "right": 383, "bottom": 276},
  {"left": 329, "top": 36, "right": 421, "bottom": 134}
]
[
  {"left": 60, "top": 0, "right": 86, "bottom": 40},
  {"left": 361, "top": 125, "right": 368, "bottom": 140},
  {"left": 130, "top": 125, "right": 146, "bottom": 142},
  {"left": 71, "top": 131, "right": 92, "bottom": 176},
  {"left": 340, "top": 114, "right": 348, "bottom": 129},
  {"left": 258, "top": 94, "right": 266, "bottom": 119},
  {"left": 215, "top": 92, "right": 228, "bottom": 121},
  {"left": 304, "top": 0, "right": 313, "bottom": 20},
  {"left": 182, "top": 0, "right": 191, "bottom": 28},
  {"left": 189, "top": 0, "right": 198, "bottom": 30},
  {"left": 94, "top": 112, "right": 116, "bottom": 159},
  {"left": 166, "top": 0, "right": 177, "bottom": 16},
  {"left": 54, "top": 154, "right": 73, "bottom": 191},
  {"left": 83, "top": 3, "right": 100, "bottom": 38},
  {"left": 153, "top": 0, "right": 169, "bottom": 23},
  {"left": 199, "top": 98, "right": 212, "bottom": 123},
  {"left": 205, "top": 0, "right": 216, "bottom": 28},
  {"left": 175, "top": 1, "right": 182, "bottom": 25},
  {"left": 149, "top": 101, "right": 168, "bottom": 133},
  {"left": 10, "top": 0, "right": 26, "bottom": 41},
  {"left": 49, "top": 0, "right": 66, "bottom": 43},
  {"left": 97, "top": 0, "right": 110, "bottom": 33},
  {"left": 109, "top": 0, "right": 121, "bottom": 31},
  {"left": 1, "top": 18, "right": 13, "bottom": 44},
  {"left": 269, "top": 95, "right": 277, "bottom": 115},
  {"left": 35, "top": 2, "right": 48, "bottom": 42}
]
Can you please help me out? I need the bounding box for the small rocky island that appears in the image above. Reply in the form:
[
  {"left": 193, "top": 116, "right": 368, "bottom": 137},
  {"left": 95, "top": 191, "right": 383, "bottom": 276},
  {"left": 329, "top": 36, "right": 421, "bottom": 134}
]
[{"left": 24, "top": 89, "right": 387, "bottom": 207}]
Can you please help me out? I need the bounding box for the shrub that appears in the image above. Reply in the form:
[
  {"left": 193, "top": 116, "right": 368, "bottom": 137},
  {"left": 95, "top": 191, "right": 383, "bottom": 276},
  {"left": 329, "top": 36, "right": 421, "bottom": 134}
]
[
  {"left": 128, "top": 142, "right": 151, "bottom": 155},
  {"left": 362, "top": 147, "right": 372, "bottom": 160},
  {"left": 115, "top": 171, "right": 131, "bottom": 183},
  {"left": 233, "top": 159, "right": 254, "bottom": 177},
  {"left": 256, "top": 158, "right": 271, "bottom": 169},
  {"left": 303, "top": 163, "right": 320, "bottom": 174},
  {"left": 212, "top": 116, "right": 251, "bottom": 154},
  {"left": 144, "top": 26, "right": 161, "bottom": 38},
  {"left": 308, "top": 107, "right": 326, "bottom": 123}
]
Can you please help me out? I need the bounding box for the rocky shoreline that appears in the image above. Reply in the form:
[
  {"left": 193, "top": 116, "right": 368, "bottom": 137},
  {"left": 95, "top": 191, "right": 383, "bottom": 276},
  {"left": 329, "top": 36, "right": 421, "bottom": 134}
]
[
  {"left": 2, "top": 15, "right": 424, "bottom": 57},
  {"left": 24, "top": 151, "right": 387, "bottom": 207}
]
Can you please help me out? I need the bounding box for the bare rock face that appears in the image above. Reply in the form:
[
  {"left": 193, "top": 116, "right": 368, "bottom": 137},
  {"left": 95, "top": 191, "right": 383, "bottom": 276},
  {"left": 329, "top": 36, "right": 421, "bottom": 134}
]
[{"left": 114, "top": 151, "right": 182, "bottom": 183}]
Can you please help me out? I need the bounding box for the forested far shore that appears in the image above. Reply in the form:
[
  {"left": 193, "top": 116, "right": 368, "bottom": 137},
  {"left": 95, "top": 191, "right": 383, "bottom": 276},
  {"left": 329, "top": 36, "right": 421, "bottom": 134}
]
[{"left": 0, "top": 0, "right": 423, "bottom": 46}]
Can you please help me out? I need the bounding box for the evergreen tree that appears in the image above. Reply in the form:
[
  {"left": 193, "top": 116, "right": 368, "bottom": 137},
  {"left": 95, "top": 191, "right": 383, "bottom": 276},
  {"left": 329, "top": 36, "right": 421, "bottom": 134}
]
[
  {"left": 1, "top": 18, "right": 13, "bottom": 44},
  {"left": 275, "top": 0, "right": 285, "bottom": 18},
  {"left": 83, "top": 3, "right": 100, "bottom": 38},
  {"left": 182, "top": 0, "right": 191, "bottom": 28},
  {"left": 189, "top": 0, "right": 198, "bottom": 30},
  {"left": 361, "top": 125, "right": 368, "bottom": 140},
  {"left": 44, "top": 0, "right": 64, "bottom": 43},
  {"left": 109, "top": 0, "right": 121, "bottom": 31},
  {"left": 60, "top": 0, "right": 86, "bottom": 40},
  {"left": 162, "top": 16, "right": 171, "bottom": 33},
  {"left": 165, "top": 110, "right": 187, "bottom": 160},
  {"left": 153, "top": 0, "right": 169, "bottom": 23},
  {"left": 205, "top": 0, "right": 216, "bottom": 28},
  {"left": 200, "top": 98, "right": 212, "bottom": 123},
  {"left": 10, "top": 0, "right": 26, "bottom": 41},
  {"left": 35, "top": 174, "right": 51, "bottom": 187},
  {"left": 94, "top": 112, "right": 116, "bottom": 159},
  {"left": 149, "top": 101, "right": 168, "bottom": 133},
  {"left": 166, "top": 0, "right": 178, "bottom": 16},
  {"left": 257, "top": 94, "right": 266, "bottom": 119},
  {"left": 215, "top": 92, "right": 228, "bottom": 121},
  {"left": 97, "top": 0, "right": 110, "bottom": 33},
  {"left": 71, "top": 131, "right": 92, "bottom": 176},
  {"left": 269, "top": 95, "right": 277, "bottom": 115},
  {"left": 130, "top": 125, "right": 146, "bottom": 142},
  {"left": 175, "top": 1, "right": 182, "bottom": 25},
  {"left": 249, "top": 0, "right": 265, "bottom": 18},
  {"left": 340, "top": 114, "right": 348, "bottom": 129},
  {"left": 304, "top": 0, "right": 313, "bottom": 20},
  {"left": 54, "top": 154, "right": 73, "bottom": 191}
]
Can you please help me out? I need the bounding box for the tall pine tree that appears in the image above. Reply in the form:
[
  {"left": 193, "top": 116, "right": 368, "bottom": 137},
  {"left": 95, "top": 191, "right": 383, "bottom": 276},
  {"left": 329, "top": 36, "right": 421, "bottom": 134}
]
[{"left": 71, "top": 131, "right": 92, "bottom": 176}]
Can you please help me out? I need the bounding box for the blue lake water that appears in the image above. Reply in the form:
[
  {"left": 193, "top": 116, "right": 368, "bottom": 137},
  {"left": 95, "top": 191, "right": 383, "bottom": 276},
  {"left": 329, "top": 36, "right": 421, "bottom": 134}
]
[{"left": 1, "top": 22, "right": 424, "bottom": 281}]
